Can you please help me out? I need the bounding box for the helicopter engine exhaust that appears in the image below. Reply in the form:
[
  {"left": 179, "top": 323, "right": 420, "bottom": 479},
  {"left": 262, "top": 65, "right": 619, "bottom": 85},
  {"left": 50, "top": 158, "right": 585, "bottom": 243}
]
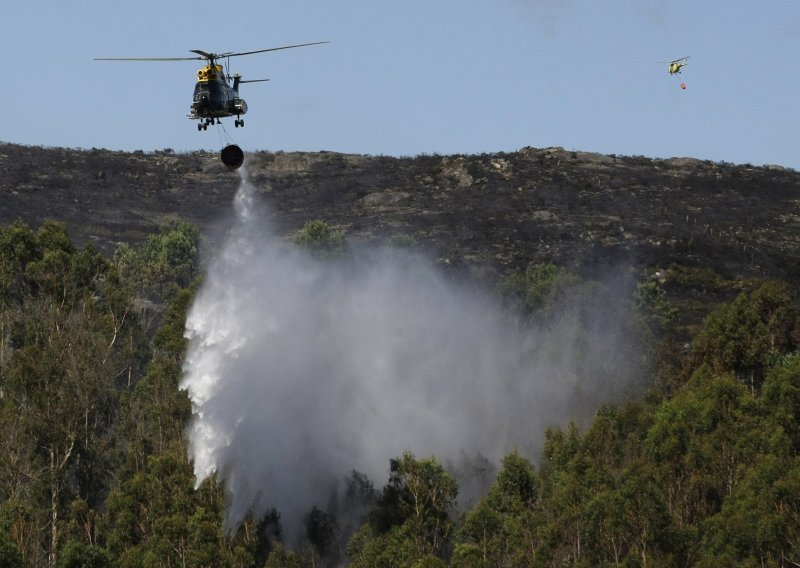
[{"left": 221, "top": 144, "right": 244, "bottom": 169}]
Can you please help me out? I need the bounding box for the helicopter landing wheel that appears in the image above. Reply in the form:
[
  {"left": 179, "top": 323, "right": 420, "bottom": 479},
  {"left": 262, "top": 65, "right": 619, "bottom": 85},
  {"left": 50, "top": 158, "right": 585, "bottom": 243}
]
[
  {"left": 197, "top": 123, "right": 203, "bottom": 131},
  {"left": 235, "top": 119, "right": 244, "bottom": 128}
]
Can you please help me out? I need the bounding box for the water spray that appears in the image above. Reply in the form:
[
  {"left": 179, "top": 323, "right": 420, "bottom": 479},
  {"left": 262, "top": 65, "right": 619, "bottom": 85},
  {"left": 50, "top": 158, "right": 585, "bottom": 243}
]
[{"left": 181, "top": 163, "right": 644, "bottom": 538}]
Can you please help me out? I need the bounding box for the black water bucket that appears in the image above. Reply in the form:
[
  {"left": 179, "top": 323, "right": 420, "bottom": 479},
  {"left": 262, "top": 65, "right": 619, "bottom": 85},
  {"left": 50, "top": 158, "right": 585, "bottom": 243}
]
[{"left": 220, "top": 144, "right": 244, "bottom": 169}]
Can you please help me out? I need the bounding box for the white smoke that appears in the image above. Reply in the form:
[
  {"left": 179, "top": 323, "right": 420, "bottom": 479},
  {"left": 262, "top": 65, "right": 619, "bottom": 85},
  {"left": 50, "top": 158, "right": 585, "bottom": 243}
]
[{"left": 181, "top": 163, "right": 643, "bottom": 538}]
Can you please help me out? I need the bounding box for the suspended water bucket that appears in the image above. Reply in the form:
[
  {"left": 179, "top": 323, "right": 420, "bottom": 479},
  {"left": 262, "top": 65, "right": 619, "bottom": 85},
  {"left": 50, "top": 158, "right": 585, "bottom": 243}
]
[{"left": 220, "top": 144, "right": 244, "bottom": 169}]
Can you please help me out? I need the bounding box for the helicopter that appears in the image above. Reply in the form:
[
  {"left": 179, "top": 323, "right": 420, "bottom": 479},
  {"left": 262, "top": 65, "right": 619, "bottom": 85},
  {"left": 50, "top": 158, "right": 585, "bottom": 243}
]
[
  {"left": 667, "top": 56, "right": 689, "bottom": 75},
  {"left": 95, "top": 42, "right": 328, "bottom": 131}
]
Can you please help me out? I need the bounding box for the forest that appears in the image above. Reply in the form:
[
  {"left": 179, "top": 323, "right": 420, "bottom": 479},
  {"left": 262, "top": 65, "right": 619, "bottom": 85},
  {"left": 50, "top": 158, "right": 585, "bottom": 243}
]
[{"left": 0, "top": 215, "right": 798, "bottom": 567}]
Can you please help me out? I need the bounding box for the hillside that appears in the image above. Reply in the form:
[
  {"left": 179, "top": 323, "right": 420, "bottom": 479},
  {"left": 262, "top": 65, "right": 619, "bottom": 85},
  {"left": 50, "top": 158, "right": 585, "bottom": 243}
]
[
  {"left": 2, "top": 143, "right": 798, "bottom": 286},
  {"left": 2, "top": 140, "right": 799, "bottom": 339}
]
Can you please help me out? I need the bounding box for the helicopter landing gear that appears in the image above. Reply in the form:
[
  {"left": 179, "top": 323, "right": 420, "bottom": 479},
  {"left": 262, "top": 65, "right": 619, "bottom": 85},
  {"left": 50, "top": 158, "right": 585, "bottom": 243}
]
[
  {"left": 197, "top": 118, "right": 217, "bottom": 131},
  {"left": 235, "top": 118, "right": 244, "bottom": 128}
]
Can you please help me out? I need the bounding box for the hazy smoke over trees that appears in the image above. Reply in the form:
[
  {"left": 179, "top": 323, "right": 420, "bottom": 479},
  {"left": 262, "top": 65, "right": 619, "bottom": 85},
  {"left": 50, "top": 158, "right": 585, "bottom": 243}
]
[{"left": 180, "top": 165, "right": 644, "bottom": 538}]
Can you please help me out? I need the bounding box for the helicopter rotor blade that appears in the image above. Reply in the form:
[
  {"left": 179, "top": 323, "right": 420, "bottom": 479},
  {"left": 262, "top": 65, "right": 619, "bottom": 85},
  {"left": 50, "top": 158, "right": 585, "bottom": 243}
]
[
  {"left": 657, "top": 56, "right": 690, "bottom": 65},
  {"left": 219, "top": 41, "right": 329, "bottom": 58},
  {"left": 189, "top": 50, "right": 217, "bottom": 60},
  {"left": 238, "top": 79, "right": 271, "bottom": 84},
  {"left": 94, "top": 56, "right": 204, "bottom": 61},
  {"left": 96, "top": 42, "right": 327, "bottom": 63}
]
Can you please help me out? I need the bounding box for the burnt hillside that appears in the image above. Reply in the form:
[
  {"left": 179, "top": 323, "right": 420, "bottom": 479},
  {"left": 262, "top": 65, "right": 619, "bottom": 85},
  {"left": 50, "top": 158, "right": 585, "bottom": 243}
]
[{"left": 1, "top": 143, "right": 798, "bottom": 289}]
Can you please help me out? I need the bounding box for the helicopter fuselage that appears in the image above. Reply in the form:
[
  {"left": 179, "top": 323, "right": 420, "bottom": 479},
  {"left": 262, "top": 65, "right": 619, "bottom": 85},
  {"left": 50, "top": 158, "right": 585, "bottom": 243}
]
[
  {"left": 667, "top": 58, "right": 689, "bottom": 75},
  {"left": 668, "top": 63, "right": 684, "bottom": 74},
  {"left": 188, "top": 64, "right": 247, "bottom": 124}
]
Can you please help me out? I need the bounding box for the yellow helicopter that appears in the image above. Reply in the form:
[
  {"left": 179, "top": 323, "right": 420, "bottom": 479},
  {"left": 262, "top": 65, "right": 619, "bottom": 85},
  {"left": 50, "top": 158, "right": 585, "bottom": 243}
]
[
  {"left": 95, "top": 42, "right": 328, "bottom": 131},
  {"left": 667, "top": 56, "right": 689, "bottom": 75}
]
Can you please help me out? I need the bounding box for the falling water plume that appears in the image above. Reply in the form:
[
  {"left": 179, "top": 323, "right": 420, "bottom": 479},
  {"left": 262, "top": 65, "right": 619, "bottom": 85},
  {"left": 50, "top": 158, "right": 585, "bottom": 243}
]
[{"left": 180, "top": 162, "right": 643, "bottom": 538}]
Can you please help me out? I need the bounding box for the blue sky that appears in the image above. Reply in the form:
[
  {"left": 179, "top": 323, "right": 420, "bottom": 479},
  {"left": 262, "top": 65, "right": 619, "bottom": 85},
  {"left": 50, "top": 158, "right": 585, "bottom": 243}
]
[{"left": 5, "top": 1, "right": 799, "bottom": 168}]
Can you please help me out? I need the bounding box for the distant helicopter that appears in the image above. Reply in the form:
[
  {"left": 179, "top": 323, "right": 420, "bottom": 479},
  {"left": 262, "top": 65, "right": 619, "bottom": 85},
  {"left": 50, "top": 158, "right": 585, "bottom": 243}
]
[
  {"left": 667, "top": 56, "right": 689, "bottom": 75},
  {"left": 95, "top": 42, "right": 328, "bottom": 131}
]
